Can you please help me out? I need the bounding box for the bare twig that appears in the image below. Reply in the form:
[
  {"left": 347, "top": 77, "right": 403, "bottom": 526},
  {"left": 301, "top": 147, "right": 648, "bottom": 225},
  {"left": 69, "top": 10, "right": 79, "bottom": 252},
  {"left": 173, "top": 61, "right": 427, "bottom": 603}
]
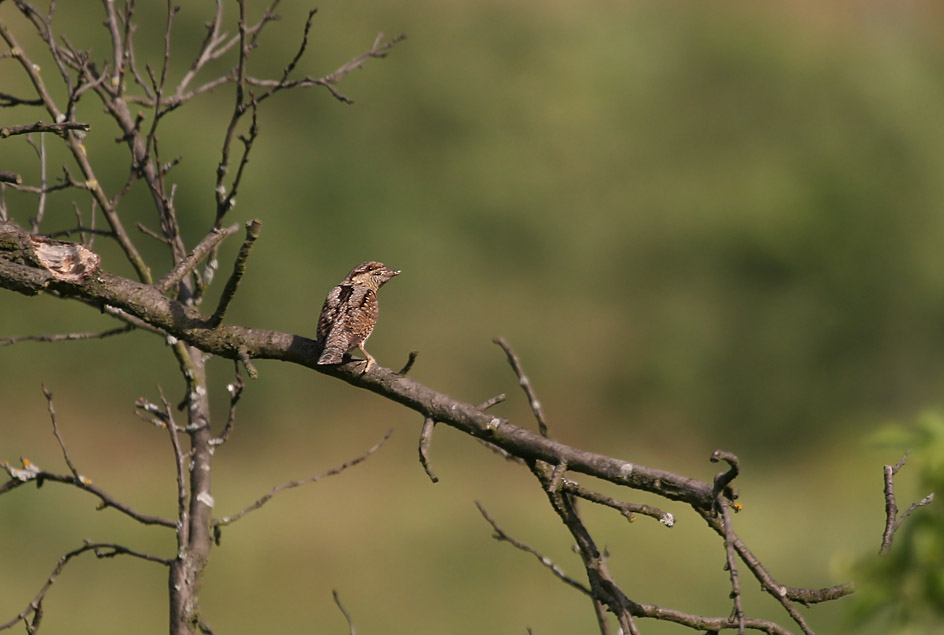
[
  {"left": 0, "top": 325, "right": 133, "bottom": 347},
  {"left": 158, "top": 387, "right": 189, "bottom": 548},
  {"left": 710, "top": 449, "right": 740, "bottom": 505},
  {"left": 0, "top": 121, "right": 89, "bottom": 138},
  {"left": 155, "top": 223, "right": 239, "bottom": 294},
  {"left": 475, "top": 501, "right": 591, "bottom": 596},
  {"left": 207, "top": 219, "right": 261, "bottom": 326},
  {"left": 211, "top": 363, "right": 244, "bottom": 446},
  {"left": 213, "top": 0, "right": 251, "bottom": 221},
  {"left": 332, "top": 589, "right": 357, "bottom": 635},
  {"left": 243, "top": 32, "right": 407, "bottom": 105},
  {"left": 0, "top": 461, "right": 176, "bottom": 528},
  {"left": 28, "top": 132, "right": 47, "bottom": 232},
  {"left": 216, "top": 96, "right": 258, "bottom": 223},
  {"left": 547, "top": 460, "right": 567, "bottom": 494},
  {"left": 137, "top": 222, "right": 172, "bottom": 244},
  {"left": 397, "top": 350, "right": 418, "bottom": 376},
  {"left": 231, "top": 345, "right": 256, "bottom": 380},
  {"left": 718, "top": 500, "right": 745, "bottom": 634},
  {"left": 880, "top": 453, "right": 935, "bottom": 555},
  {"left": 536, "top": 470, "right": 640, "bottom": 635},
  {"left": 214, "top": 430, "right": 393, "bottom": 529},
  {"left": 418, "top": 417, "right": 438, "bottom": 483},
  {"left": 41, "top": 384, "right": 80, "bottom": 480},
  {"left": 0, "top": 92, "right": 43, "bottom": 107},
  {"left": 564, "top": 480, "right": 674, "bottom": 526},
  {"left": 493, "top": 337, "right": 549, "bottom": 437},
  {"left": 43, "top": 226, "right": 114, "bottom": 240},
  {"left": 697, "top": 507, "right": 845, "bottom": 633},
  {"left": 102, "top": 0, "right": 126, "bottom": 92},
  {"left": 477, "top": 393, "right": 506, "bottom": 411},
  {"left": 174, "top": 1, "right": 226, "bottom": 97},
  {"left": 0, "top": 541, "right": 171, "bottom": 632}
]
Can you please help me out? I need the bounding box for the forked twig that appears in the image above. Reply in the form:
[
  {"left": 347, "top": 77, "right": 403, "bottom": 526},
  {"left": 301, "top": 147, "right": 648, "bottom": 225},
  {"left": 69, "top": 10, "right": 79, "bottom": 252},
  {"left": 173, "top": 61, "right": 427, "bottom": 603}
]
[
  {"left": 0, "top": 541, "right": 171, "bottom": 632},
  {"left": 475, "top": 501, "right": 591, "bottom": 596},
  {"left": 880, "top": 453, "right": 935, "bottom": 555}
]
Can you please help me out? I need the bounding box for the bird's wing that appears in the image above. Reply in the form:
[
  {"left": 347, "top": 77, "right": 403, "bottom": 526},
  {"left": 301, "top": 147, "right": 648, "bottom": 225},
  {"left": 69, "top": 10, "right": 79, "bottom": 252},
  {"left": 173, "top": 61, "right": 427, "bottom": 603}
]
[{"left": 317, "top": 284, "right": 353, "bottom": 342}]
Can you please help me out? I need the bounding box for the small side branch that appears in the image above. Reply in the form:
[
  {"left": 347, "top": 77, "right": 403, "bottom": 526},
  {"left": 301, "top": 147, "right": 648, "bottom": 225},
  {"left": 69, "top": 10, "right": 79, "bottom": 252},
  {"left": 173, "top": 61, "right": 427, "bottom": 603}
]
[
  {"left": 211, "top": 363, "right": 244, "bottom": 446},
  {"left": 397, "top": 350, "right": 418, "bottom": 376},
  {"left": 0, "top": 120, "right": 90, "bottom": 138},
  {"left": 41, "top": 384, "right": 80, "bottom": 480},
  {"left": 332, "top": 589, "right": 357, "bottom": 635},
  {"left": 536, "top": 469, "right": 641, "bottom": 635},
  {"left": 1, "top": 325, "right": 133, "bottom": 347},
  {"left": 493, "top": 337, "right": 549, "bottom": 437},
  {"left": 710, "top": 449, "right": 740, "bottom": 504},
  {"left": 214, "top": 430, "right": 392, "bottom": 531},
  {"left": 564, "top": 480, "right": 675, "bottom": 527},
  {"left": 475, "top": 501, "right": 591, "bottom": 596},
  {"left": 208, "top": 219, "right": 261, "bottom": 327},
  {"left": 0, "top": 460, "right": 176, "bottom": 528},
  {"left": 154, "top": 223, "right": 239, "bottom": 293},
  {"left": 880, "top": 453, "right": 935, "bottom": 555},
  {"left": 0, "top": 541, "right": 171, "bottom": 632},
  {"left": 157, "top": 387, "right": 189, "bottom": 548},
  {"left": 718, "top": 499, "right": 745, "bottom": 634},
  {"left": 246, "top": 32, "right": 408, "bottom": 105},
  {"left": 698, "top": 507, "right": 835, "bottom": 634},
  {"left": 236, "top": 345, "right": 258, "bottom": 379},
  {"left": 418, "top": 417, "right": 438, "bottom": 483},
  {"left": 314, "top": 33, "right": 407, "bottom": 102}
]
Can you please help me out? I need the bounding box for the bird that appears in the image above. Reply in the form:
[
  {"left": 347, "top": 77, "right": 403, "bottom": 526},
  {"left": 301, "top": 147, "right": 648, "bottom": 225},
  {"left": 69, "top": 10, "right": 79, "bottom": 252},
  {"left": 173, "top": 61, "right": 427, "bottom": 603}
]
[{"left": 316, "top": 261, "right": 401, "bottom": 373}]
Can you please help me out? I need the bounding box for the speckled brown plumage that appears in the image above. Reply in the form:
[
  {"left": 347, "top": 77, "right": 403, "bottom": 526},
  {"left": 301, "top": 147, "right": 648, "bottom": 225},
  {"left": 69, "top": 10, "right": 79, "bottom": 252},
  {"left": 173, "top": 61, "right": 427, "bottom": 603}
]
[{"left": 316, "top": 261, "right": 400, "bottom": 373}]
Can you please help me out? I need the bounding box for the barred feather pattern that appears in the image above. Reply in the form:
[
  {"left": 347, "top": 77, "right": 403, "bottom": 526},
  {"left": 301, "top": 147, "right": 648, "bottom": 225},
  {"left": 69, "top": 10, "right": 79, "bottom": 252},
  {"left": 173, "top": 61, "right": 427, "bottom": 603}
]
[
  {"left": 315, "top": 261, "right": 400, "bottom": 367},
  {"left": 317, "top": 284, "right": 378, "bottom": 364}
]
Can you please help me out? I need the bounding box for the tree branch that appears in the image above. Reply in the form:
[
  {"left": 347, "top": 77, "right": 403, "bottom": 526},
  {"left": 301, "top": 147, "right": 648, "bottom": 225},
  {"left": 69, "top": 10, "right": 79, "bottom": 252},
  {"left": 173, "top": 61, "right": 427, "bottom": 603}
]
[
  {"left": 0, "top": 459, "right": 176, "bottom": 528},
  {"left": 0, "top": 541, "right": 171, "bottom": 632},
  {"left": 213, "top": 430, "right": 393, "bottom": 532},
  {"left": 879, "top": 453, "right": 935, "bottom": 555},
  {"left": 154, "top": 223, "right": 240, "bottom": 294},
  {"left": 0, "top": 221, "right": 723, "bottom": 511},
  {"left": 0, "top": 120, "right": 90, "bottom": 138},
  {"left": 207, "top": 219, "right": 261, "bottom": 326}
]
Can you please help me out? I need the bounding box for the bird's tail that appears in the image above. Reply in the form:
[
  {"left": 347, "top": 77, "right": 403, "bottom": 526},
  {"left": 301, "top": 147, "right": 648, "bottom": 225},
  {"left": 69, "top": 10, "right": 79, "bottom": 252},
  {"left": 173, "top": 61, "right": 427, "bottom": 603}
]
[{"left": 317, "top": 344, "right": 345, "bottom": 365}]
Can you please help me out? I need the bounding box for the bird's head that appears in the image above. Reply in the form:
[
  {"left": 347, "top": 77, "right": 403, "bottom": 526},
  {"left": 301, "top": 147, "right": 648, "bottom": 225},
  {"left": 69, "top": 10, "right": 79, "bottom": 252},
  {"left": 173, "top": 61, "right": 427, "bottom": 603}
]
[{"left": 347, "top": 261, "right": 401, "bottom": 291}]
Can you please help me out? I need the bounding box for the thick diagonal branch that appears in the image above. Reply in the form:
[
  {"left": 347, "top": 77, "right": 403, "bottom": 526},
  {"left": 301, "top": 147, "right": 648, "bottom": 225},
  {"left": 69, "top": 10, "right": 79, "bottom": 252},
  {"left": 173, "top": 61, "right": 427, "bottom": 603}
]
[{"left": 0, "top": 223, "right": 719, "bottom": 510}]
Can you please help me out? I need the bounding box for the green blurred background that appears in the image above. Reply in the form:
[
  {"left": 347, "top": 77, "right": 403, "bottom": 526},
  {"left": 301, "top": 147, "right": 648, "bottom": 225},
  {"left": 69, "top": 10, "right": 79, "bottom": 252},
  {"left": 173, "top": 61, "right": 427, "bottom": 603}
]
[{"left": 1, "top": 0, "right": 942, "bottom": 632}]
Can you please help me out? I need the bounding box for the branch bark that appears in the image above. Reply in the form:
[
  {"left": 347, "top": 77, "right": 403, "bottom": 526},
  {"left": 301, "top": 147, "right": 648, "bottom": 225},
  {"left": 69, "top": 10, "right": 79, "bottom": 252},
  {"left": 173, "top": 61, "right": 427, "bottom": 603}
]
[{"left": 0, "top": 218, "right": 719, "bottom": 511}]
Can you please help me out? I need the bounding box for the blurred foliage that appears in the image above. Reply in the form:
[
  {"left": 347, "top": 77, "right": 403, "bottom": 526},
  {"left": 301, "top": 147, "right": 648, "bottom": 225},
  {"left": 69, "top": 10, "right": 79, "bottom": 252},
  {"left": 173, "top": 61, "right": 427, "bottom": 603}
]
[
  {"left": 847, "top": 414, "right": 944, "bottom": 634},
  {"left": 2, "top": 0, "right": 944, "bottom": 633}
]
